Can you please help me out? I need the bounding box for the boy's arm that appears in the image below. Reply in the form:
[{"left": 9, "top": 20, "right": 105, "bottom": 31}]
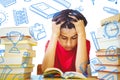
[
  {"left": 41, "top": 22, "right": 62, "bottom": 72},
  {"left": 73, "top": 20, "right": 88, "bottom": 73}
]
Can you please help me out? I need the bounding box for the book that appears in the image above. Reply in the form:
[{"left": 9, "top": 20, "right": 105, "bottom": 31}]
[
  {"left": 43, "top": 68, "right": 86, "bottom": 79},
  {"left": 95, "top": 14, "right": 120, "bottom": 50},
  {"left": 96, "top": 55, "right": 120, "bottom": 65},
  {"left": 0, "top": 27, "right": 31, "bottom": 37},
  {"left": 96, "top": 26, "right": 120, "bottom": 39},
  {"left": 0, "top": 64, "right": 34, "bottom": 74},
  {"left": 3, "top": 40, "right": 37, "bottom": 53},
  {"left": 2, "top": 40, "right": 37, "bottom": 45},
  {"left": 0, "top": 56, "right": 33, "bottom": 65},
  {"left": 95, "top": 64, "right": 120, "bottom": 72},
  {"left": 99, "top": 14, "right": 120, "bottom": 38},
  {"left": 0, "top": 72, "right": 31, "bottom": 80},
  {"left": 96, "top": 48, "right": 120, "bottom": 56},
  {"left": 100, "top": 14, "right": 120, "bottom": 26},
  {"left": 0, "top": 36, "right": 35, "bottom": 44},
  {"left": 97, "top": 37, "right": 120, "bottom": 49},
  {"left": 98, "top": 70, "right": 120, "bottom": 80},
  {"left": 4, "top": 49, "right": 36, "bottom": 57}
]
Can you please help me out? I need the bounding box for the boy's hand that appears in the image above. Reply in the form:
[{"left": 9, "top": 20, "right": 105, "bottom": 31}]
[
  {"left": 73, "top": 20, "right": 86, "bottom": 36},
  {"left": 52, "top": 21, "right": 64, "bottom": 37},
  {"left": 69, "top": 15, "right": 86, "bottom": 36}
]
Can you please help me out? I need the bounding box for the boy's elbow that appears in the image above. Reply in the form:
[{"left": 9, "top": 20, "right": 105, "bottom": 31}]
[{"left": 41, "top": 64, "right": 46, "bottom": 73}]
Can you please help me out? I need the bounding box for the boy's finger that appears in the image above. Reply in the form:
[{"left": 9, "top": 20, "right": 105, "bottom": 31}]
[{"left": 68, "top": 15, "right": 77, "bottom": 19}]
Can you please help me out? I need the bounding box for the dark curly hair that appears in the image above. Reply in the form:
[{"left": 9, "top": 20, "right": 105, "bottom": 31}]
[{"left": 52, "top": 9, "right": 87, "bottom": 29}]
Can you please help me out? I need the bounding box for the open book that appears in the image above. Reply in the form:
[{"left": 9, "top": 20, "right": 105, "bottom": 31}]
[{"left": 43, "top": 68, "right": 87, "bottom": 79}]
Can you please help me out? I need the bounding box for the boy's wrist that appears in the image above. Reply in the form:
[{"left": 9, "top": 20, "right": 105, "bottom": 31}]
[
  {"left": 51, "top": 34, "right": 59, "bottom": 39},
  {"left": 77, "top": 33, "right": 86, "bottom": 38}
]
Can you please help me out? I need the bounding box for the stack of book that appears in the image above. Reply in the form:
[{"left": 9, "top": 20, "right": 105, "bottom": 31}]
[
  {"left": 0, "top": 27, "right": 37, "bottom": 80},
  {"left": 95, "top": 14, "right": 120, "bottom": 80}
]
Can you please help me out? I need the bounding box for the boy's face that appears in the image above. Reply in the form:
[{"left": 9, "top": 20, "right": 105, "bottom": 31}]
[{"left": 58, "top": 28, "right": 78, "bottom": 51}]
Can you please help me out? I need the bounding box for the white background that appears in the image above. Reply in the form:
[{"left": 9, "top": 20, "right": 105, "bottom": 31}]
[{"left": 0, "top": 0, "right": 119, "bottom": 75}]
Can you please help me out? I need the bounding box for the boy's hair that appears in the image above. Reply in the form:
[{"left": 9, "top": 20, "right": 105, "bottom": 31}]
[{"left": 52, "top": 9, "right": 87, "bottom": 29}]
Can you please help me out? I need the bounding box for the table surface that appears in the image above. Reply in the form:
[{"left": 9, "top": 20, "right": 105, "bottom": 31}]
[
  {"left": 30, "top": 76, "right": 98, "bottom": 80},
  {"left": 43, "top": 77, "right": 98, "bottom": 80}
]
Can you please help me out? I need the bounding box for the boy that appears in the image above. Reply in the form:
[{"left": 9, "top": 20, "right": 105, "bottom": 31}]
[{"left": 42, "top": 9, "right": 90, "bottom": 75}]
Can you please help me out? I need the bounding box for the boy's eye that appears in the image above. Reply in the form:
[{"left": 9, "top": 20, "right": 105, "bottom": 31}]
[
  {"left": 72, "top": 37, "right": 77, "bottom": 39},
  {"left": 62, "top": 37, "right": 67, "bottom": 40},
  {"left": 72, "top": 35, "right": 77, "bottom": 39}
]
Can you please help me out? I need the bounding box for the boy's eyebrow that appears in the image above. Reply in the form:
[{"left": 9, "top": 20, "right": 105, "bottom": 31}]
[
  {"left": 60, "top": 34, "right": 77, "bottom": 37},
  {"left": 71, "top": 34, "right": 77, "bottom": 38},
  {"left": 60, "top": 34, "right": 67, "bottom": 37}
]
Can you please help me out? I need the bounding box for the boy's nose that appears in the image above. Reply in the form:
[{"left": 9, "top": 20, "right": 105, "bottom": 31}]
[{"left": 66, "top": 40, "right": 71, "bottom": 47}]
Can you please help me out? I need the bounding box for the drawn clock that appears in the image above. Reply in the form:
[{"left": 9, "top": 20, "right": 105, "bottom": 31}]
[
  {"left": 106, "top": 46, "right": 117, "bottom": 61},
  {"left": 103, "top": 21, "right": 119, "bottom": 39}
]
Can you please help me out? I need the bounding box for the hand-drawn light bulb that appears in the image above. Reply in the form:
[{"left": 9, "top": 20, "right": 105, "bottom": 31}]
[{"left": 0, "top": 12, "right": 6, "bottom": 26}]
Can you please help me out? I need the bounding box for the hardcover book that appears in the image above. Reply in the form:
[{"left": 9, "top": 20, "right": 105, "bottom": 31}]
[
  {"left": 0, "top": 36, "right": 35, "bottom": 44},
  {"left": 98, "top": 70, "right": 120, "bottom": 80},
  {"left": 96, "top": 48, "right": 120, "bottom": 56},
  {"left": 100, "top": 14, "right": 120, "bottom": 26},
  {"left": 0, "top": 72, "right": 31, "bottom": 80},
  {"left": 95, "top": 64, "right": 120, "bottom": 72},
  {"left": 0, "top": 27, "right": 31, "bottom": 37},
  {"left": 3, "top": 40, "right": 37, "bottom": 53},
  {"left": 0, "top": 56, "right": 33, "bottom": 65},
  {"left": 96, "top": 55, "right": 120, "bottom": 65},
  {"left": 97, "top": 37, "right": 120, "bottom": 49},
  {"left": 0, "top": 64, "right": 34, "bottom": 74},
  {"left": 4, "top": 49, "right": 36, "bottom": 57}
]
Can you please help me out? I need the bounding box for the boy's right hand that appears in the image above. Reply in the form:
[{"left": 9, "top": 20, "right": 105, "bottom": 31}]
[{"left": 52, "top": 21, "right": 64, "bottom": 37}]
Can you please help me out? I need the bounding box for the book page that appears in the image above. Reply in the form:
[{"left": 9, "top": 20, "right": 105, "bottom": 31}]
[
  {"left": 43, "top": 68, "right": 63, "bottom": 78},
  {"left": 62, "top": 71, "right": 87, "bottom": 79}
]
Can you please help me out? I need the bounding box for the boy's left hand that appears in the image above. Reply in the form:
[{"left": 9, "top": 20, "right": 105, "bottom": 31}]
[
  {"left": 69, "top": 15, "right": 86, "bottom": 36},
  {"left": 73, "top": 20, "right": 85, "bottom": 36}
]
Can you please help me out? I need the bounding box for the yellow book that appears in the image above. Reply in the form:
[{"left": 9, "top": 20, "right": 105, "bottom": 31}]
[
  {"left": 3, "top": 40, "right": 37, "bottom": 45},
  {"left": 0, "top": 56, "right": 33, "bottom": 65},
  {"left": 96, "top": 55, "right": 120, "bottom": 65},
  {"left": 101, "top": 13, "right": 120, "bottom": 26},
  {"left": 0, "top": 36, "right": 35, "bottom": 44},
  {"left": 98, "top": 70, "right": 120, "bottom": 80},
  {"left": 0, "top": 72, "right": 31, "bottom": 80},
  {"left": 0, "top": 64, "right": 34, "bottom": 74},
  {"left": 43, "top": 68, "right": 86, "bottom": 79},
  {"left": 4, "top": 49, "right": 36, "bottom": 57},
  {"left": 96, "top": 48, "right": 120, "bottom": 56},
  {"left": 3, "top": 40, "right": 37, "bottom": 53}
]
